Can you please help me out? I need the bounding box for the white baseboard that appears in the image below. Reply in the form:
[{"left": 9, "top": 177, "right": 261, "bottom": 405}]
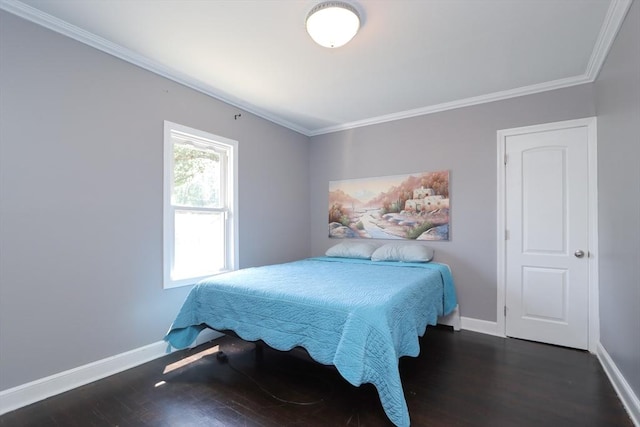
[
  {"left": 0, "top": 340, "right": 168, "bottom": 416},
  {"left": 460, "top": 316, "right": 503, "bottom": 337},
  {"left": 597, "top": 343, "right": 640, "bottom": 426},
  {"left": 0, "top": 329, "right": 222, "bottom": 416}
]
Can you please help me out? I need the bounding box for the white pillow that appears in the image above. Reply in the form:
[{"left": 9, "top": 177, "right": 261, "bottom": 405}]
[
  {"left": 371, "top": 244, "right": 434, "bottom": 263},
  {"left": 325, "top": 241, "right": 378, "bottom": 259}
]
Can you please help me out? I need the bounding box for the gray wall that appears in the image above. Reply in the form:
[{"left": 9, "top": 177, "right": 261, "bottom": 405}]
[
  {"left": 0, "top": 12, "right": 310, "bottom": 391},
  {"left": 2, "top": 1, "right": 638, "bottom": 404},
  {"left": 309, "top": 85, "right": 596, "bottom": 321},
  {"left": 595, "top": 0, "right": 640, "bottom": 403}
]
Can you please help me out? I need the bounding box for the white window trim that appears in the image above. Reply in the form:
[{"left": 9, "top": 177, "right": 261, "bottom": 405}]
[{"left": 163, "top": 121, "right": 238, "bottom": 289}]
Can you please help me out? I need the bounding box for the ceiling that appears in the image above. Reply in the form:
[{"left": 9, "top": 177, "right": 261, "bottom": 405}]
[{"left": 1, "top": 0, "right": 632, "bottom": 136}]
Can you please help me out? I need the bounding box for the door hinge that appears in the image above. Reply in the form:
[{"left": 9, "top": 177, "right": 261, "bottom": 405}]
[
  {"left": 505, "top": 230, "right": 510, "bottom": 240},
  {"left": 504, "top": 306, "right": 507, "bottom": 316},
  {"left": 504, "top": 154, "right": 508, "bottom": 165}
]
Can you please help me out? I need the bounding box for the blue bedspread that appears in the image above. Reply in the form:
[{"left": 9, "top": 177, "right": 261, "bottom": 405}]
[{"left": 164, "top": 257, "right": 457, "bottom": 427}]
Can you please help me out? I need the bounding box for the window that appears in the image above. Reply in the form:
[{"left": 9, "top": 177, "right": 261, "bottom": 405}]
[{"left": 163, "top": 121, "right": 238, "bottom": 289}]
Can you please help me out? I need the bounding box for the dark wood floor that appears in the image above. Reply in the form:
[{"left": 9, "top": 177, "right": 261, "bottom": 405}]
[{"left": 0, "top": 327, "right": 632, "bottom": 427}]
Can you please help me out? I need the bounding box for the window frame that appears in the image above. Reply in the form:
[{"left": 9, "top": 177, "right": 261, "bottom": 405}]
[{"left": 163, "top": 121, "right": 238, "bottom": 289}]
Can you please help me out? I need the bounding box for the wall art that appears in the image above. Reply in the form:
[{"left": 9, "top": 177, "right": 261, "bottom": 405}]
[{"left": 329, "top": 170, "right": 450, "bottom": 240}]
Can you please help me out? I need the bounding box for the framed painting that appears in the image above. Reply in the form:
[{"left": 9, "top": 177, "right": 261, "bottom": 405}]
[{"left": 329, "top": 170, "right": 450, "bottom": 240}]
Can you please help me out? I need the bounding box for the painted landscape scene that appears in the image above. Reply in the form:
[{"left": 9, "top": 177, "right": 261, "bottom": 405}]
[{"left": 329, "top": 171, "right": 450, "bottom": 240}]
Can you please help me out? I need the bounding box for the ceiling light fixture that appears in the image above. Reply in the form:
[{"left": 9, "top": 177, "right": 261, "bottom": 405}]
[{"left": 306, "top": 1, "right": 361, "bottom": 48}]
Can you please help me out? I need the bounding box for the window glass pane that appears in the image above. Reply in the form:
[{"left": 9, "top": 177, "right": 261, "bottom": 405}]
[
  {"left": 172, "top": 143, "right": 221, "bottom": 208},
  {"left": 173, "top": 210, "right": 225, "bottom": 280}
]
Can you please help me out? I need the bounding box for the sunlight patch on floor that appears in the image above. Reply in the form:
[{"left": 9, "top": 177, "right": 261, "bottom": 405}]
[{"left": 163, "top": 345, "right": 220, "bottom": 374}]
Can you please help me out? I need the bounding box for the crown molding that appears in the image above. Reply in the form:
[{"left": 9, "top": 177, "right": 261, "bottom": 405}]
[
  {"left": 310, "top": 0, "right": 632, "bottom": 137},
  {"left": 0, "top": 0, "right": 311, "bottom": 136},
  {"left": 585, "top": 0, "right": 633, "bottom": 81},
  {"left": 308, "top": 74, "right": 593, "bottom": 136},
  {"left": 309, "top": 0, "right": 633, "bottom": 136},
  {"left": 1, "top": 0, "right": 633, "bottom": 138}
]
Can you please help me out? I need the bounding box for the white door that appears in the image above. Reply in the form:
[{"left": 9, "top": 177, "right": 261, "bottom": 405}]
[{"left": 504, "top": 124, "right": 590, "bottom": 350}]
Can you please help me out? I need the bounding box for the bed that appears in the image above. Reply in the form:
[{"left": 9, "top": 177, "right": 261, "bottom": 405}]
[{"left": 164, "top": 255, "right": 457, "bottom": 427}]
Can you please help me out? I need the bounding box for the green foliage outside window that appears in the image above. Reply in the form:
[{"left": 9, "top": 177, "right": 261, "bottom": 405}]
[{"left": 173, "top": 144, "right": 220, "bottom": 207}]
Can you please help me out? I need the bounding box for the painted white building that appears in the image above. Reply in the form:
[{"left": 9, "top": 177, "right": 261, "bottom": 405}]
[{"left": 405, "top": 188, "right": 449, "bottom": 212}]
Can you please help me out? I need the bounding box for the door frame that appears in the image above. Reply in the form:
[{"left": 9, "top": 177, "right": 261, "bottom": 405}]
[{"left": 496, "top": 117, "right": 599, "bottom": 353}]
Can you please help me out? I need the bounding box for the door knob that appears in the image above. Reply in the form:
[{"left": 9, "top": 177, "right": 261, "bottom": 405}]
[{"left": 574, "top": 250, "right": 585, "bottom": 258}]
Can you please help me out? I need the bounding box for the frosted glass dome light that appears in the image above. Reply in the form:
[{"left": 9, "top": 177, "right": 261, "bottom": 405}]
[{"left": 306, "top": 2, "right": 361, "bottom": 48}]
